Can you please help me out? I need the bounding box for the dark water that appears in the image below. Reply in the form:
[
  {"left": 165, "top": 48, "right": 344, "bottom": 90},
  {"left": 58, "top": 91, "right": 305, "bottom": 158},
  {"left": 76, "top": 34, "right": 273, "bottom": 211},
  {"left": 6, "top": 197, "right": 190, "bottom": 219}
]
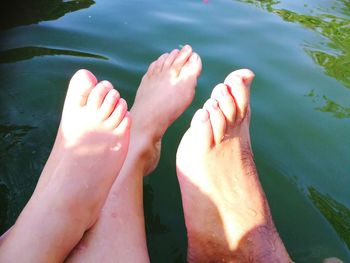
[{"left": 1, "top": 0, "right": 350, "bottom": 262}]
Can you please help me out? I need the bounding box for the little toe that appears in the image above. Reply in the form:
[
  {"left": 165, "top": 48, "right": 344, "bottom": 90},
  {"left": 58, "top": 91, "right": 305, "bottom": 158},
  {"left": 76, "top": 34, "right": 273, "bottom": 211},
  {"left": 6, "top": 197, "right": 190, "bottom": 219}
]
[
  {"left": 211, "top": 83, "right": 236, "bottom": 125},
  {"left": 66, "top": 69, "right": 98, "bottom": 108},
  {"left": 87, "top": 80, "right": 113, "bottom": 110},
  {"left": 171, "top": 45, "right": 193, "bottom": 74},
  {"left": 224, "top": 69, "right": 254, "bottom": 124},
  {"left": 189, "top": 109, "right": 213, "bottom": 150},
  {"left": 99, "top": 89, "right": 120, "bottom": 120},
  {"left": 154, "top": 53, "right": 169, "bottom": 74},
  {"left": 105, "top": 98, "right": 128, "bottom": 129},
  {"left": 113, "top": 111, "right": 132, "bottom": 137},
  {"left": 203, "top": 98, "right": 226, "bottom": 144},
  {"left": 146, "top": 61, "right": 157, "bottom": 77},
  {"left": 179, "top": 52, "right": 202, "bottom": 79}
]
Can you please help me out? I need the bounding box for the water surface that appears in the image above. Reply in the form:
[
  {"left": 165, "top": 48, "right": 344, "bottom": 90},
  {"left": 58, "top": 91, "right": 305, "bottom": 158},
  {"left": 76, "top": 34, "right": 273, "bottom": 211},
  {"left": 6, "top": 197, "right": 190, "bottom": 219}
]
[{"left": 1, "top": 0, "right": 349, "bottom": 262}]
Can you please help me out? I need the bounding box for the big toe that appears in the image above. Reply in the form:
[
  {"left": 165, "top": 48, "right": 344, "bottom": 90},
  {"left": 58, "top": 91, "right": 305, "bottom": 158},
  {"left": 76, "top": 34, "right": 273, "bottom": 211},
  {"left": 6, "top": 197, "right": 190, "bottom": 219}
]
[
  {"left": 189, "top": 109, "right": 213, "bottom": 150},
  {"left": 66, "top": 69, "right": 98, "bottom": 108},
  {"left": 179, "top": 52, "right": 202, "bottom": 79},
  {"left": 223, "top": 69, "right": 254, "bottom": 124},
  {"left": 171, "top": 44, "right": 194, "bottom": 74}
]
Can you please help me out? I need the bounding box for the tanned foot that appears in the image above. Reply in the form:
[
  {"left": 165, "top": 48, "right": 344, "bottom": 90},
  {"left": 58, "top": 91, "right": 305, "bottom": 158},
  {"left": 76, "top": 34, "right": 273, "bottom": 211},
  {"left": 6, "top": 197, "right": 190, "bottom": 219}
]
[
  {"left": 131, "top": 44, "right": 202, "bottom": 173},
  {"left": 176, "top": 69, "right": 292, "bottom": 262},
  {"left": 0, "top": 69, "right": 131, "bottom": 262}
]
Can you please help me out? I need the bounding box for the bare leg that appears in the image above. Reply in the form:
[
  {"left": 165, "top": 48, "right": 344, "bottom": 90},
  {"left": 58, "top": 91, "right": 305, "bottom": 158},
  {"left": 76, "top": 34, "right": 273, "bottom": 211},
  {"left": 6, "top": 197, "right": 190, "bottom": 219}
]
[
  {"left": 176, "top": 69, "right": 292, "bottom": 262},
  {"left": 67, "top": 45, "right": 202, "bottom": 262},
  {"left": 0, "top": 70, "right": 131, "bottom": 262}
]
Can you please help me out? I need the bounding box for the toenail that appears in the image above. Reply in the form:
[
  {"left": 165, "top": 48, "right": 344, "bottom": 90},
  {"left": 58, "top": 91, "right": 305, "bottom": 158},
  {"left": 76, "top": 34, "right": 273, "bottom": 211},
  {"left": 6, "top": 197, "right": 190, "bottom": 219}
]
[
  {"left": 199, "top": 110, "right": 210, "bottom": 122},
  {"left": 183, "top": 44, "right": 190, "bottom": 51},
  {"left": 221, "top": 85, "right": 229, "bottom": 96},
  {"left": 101, "top": 80, "right": 113, "bottom": 89},
  {"left": 211, "top": 100, "right": 219, "bottom": 109},
  {"left": 109, "top": 89, "right": 118, "bottom": 97},
  {"left": 190, "top": 53, "right": 199, "bottom": 62}
]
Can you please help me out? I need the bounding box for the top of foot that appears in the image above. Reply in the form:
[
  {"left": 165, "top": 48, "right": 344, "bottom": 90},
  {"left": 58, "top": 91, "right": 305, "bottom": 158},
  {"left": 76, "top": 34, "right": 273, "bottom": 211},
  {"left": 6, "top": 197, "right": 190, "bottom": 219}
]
[
  {"left": 130, "top": 45, "right": 202, "bottom": 173},
  {"left": 176, "top": 69, "right": 292, "bottom": 262},
  {"left": 1, "top": 69, "right": 132, "bottom": 262}
]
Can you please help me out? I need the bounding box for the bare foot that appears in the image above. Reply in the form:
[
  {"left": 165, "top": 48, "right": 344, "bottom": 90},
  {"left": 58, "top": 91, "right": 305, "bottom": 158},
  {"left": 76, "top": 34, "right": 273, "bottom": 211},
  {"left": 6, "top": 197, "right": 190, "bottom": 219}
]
[
  {"left": 66, "top": 45, "right": 202, "bottom": 262},
  {"left": 176, "top": 69, "right": 292, "bottom": 262},
  {"left": 131, "top": 44, "right": 202, "bottom": 173},
  {"left": 0, "top": 70, "right": 131, "bottom": 262}
]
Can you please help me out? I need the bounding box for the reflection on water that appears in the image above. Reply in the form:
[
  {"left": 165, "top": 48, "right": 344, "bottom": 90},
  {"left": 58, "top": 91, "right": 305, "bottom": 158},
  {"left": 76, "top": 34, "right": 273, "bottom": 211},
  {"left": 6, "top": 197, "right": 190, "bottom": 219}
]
[
  {"left": 238, "top": 0, "right": 350, "bottom": 118},
  {"left": 0, "top": 0, "right": 95, "bottom": 30},
  {"left": 309, "top": 187, "right": 350, "bottom": 249},
  {"left": 0, "top": 46, "right": 108, "bottom": 64},
  {"left": 307, "top": 90, "right": 350, "bottom": 119}
]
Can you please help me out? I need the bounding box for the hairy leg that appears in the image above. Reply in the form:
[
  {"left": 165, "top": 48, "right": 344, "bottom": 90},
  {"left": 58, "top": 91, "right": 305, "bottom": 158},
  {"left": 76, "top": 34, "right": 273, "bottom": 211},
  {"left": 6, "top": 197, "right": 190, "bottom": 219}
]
[{"left": 176, "top": 69, "right": 292, "bottom": 262}]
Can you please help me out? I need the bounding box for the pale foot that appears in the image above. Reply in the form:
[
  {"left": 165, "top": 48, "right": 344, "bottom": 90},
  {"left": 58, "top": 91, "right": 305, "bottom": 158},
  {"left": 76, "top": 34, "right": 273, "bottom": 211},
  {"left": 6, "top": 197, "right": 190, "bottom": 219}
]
[
  {"left": 0, "top": 69, "right": 131, "bottom": 262},
  {"left": 176, "top": 69, "right": 292, "bottom": 262},
  {"left": 66, "top": 45, "right": 202, "bottom": 262},
  {"left": 131, "top": 44, "right": 202, "bottom": 174}
]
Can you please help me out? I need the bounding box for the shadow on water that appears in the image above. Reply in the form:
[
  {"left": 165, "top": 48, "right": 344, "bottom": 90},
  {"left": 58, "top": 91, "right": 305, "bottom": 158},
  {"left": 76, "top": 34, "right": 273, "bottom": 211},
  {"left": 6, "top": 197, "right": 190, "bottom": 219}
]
[
  {"left": 308, "top": 187, "right": 350, "bottom": 249},
  {"left": 144, "top": 183, "right": 169, "bottom": 240},
  {"left": 237, "top": 0, "right": 350, "bottom": 118},
  {"left": 0, "top": 46, "right": 108, "bottom": 64},
  {"left": 0, "top": 0, "right": 95, "bottom": 31},
  {"left": 143, "top": 183, "right": 187, "bottom": 262}
]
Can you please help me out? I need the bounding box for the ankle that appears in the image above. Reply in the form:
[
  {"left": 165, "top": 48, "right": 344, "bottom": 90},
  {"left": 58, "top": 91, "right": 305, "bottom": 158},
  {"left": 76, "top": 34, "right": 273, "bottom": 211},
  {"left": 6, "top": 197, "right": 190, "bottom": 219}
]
[
  {"left": 239, "top": 230, "right": 292, "bottom": 262},
  {"left": 129, "top": 130, "right": 161, "bottom": 175}
]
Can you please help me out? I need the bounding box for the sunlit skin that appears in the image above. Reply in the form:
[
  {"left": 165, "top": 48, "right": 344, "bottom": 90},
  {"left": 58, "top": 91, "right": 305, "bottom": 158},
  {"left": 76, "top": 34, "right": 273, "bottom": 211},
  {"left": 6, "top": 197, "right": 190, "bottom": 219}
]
[
  {"left": 66, "top": 45, "right": 202, "bottom": 262},
  {"left": 0, "top": 70, "right": 131, "bottom": 263},
  {"left": 0, "top": 49, "right": 296, "bottom": 262},
  {"left": 176, "top": 69, "right": 292, "bottom": 262}
]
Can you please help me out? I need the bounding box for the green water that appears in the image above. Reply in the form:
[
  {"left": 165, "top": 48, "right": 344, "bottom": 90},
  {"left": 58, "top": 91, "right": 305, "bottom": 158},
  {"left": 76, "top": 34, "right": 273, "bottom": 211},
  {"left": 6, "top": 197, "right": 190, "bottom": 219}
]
[{"left": 1, "top": 0, "right": 350, "bottom": 262}]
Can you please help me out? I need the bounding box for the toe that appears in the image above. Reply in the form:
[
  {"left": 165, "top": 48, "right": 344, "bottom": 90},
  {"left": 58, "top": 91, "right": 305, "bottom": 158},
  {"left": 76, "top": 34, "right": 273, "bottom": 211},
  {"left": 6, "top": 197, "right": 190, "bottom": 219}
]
[
  {"left": 189, "top": 109, "right": 213, "bottom": 150},
  {"left": 99, "top": 88, "right": 120, "bottom": 120},
  {"left": 113, "top": 111, "right": 132, "bottom": 138},
  {"left": 154, "top": 53, "right": 169, "bottom": 74},
  {"left": 146, "top": 61, "right": 157, "bottom": 77},
  {"left": 224, "top": 69, "right": 254, "bottom": 124},
  {"left": 179, "top": 52, "right": 202, "bottom": 79},
  {"left": 87, "top": 80, "right": 113, "bottom": 110},
  {"left": 66, "top": 69, "right": 98, "bottom": 107},
  {"left": 211, "top": 83, "right": 236, "bottom": 125},
  {"left": 105, "top": 98, "right": 128, "bottom": 129},
  {"left": 203, "top": 98, "right": 226, "bottom": 144},
  {"left": 171, "top": 45, "right": 193, "bottom": 74},
  {"left": 163, "top": 49, "right": 180, "bottom": 69}
]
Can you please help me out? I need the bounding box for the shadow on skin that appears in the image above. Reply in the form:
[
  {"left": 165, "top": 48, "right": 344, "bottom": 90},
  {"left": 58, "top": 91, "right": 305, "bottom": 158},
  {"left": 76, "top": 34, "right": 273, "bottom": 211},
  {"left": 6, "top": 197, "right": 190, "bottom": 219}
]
[
  {"left": 0, "top": 125, "right": 129, "bottom": 262},
  {"left": 178, "top": 171, "right": 283, "bottom": 262}
]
